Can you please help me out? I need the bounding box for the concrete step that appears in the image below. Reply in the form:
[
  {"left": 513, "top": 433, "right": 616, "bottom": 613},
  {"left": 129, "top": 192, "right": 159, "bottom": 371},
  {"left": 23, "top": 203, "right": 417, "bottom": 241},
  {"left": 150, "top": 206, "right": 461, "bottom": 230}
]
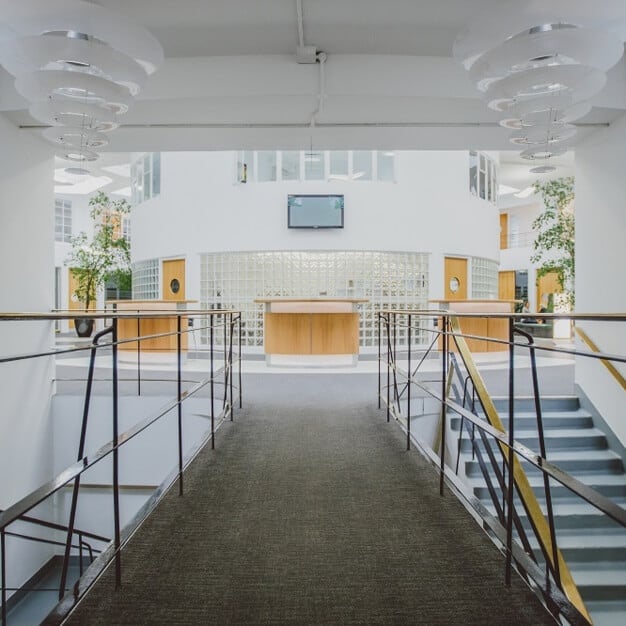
[
  {"left": 570, "top": 566, "right": 626, "bottom": 602},
  {"left": 457, "top": 427, "right": 608, "bottom": 453},
  {"left": 450, "top": 410, "right": 594, "bottom": 431},
  {"left": 465, "top": 449, "right": 625, "bottom": 477},
  {"left": 492, "top": 396, "right": 580, "bottom": 412},
  {"left": 527, "top": 530, "right": 626, "bottom": 563},
  {"left": 586, "top": 600, "right": 626, "bottom": 626},
  {"left": 469, "top": 473, "right": 626, "bottom": 501}
]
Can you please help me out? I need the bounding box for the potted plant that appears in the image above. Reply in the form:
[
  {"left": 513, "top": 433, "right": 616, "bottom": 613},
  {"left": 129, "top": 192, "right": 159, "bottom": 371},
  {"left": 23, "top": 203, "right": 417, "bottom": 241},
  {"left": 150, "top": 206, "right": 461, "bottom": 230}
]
[{"left": 66, "top": 191, "right": 132, "bottom": 336}]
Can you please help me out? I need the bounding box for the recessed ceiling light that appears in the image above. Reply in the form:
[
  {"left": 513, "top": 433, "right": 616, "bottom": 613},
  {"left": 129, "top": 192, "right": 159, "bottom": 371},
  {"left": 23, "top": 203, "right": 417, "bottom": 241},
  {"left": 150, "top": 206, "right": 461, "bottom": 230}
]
[{"left": 64, "top": 167, "right": 90, "bottom": 176}]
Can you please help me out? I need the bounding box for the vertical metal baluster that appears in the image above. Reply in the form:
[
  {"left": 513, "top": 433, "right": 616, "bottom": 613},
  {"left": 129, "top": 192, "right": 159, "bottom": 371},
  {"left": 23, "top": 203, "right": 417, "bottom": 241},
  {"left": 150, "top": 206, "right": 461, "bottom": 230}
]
[
  {"left": 229, "top": 313, "right": 234, "bottom": 420},
  {"left": 238, "top": 314, "right": 243, "bottom": 409},
  {"left": 78, "top": 533, "right": 84, "bottom": 576},
  {"left": 1, "top": 529, "right": 6, "bottom": 626},
  {"left": 112, "top": 317, "right": 121, "bottom": 588},
  {"left": 407, "top": 314, "right": 412, "bottom": 451},
  {"left": 505, "top": 316, "right": 515, "bottom": 587},
  {"left": 440, "top": 315, "right": 448, "bottom": 496},
  {"left": 177, "top": 315, "right": 184, "bottom": 495},
  {"left": 210, "top": 315, "right": 215, "bottom": 449},
  {"left": 386, "top": 316, "right": 391, "bottom": 422},
  {"left": 136, "top": 314, "right": 141, "bottom": 396},
  {"left": 378, "top": 312, "right": 381, "bottom": 409}
]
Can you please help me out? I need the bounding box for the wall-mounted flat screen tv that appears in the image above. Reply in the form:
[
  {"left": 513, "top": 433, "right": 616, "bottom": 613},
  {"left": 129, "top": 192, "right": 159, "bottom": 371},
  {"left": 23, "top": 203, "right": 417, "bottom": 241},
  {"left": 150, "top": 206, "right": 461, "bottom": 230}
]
[{"left": 288, "top": 194, "right": 344, "bottom": 229}]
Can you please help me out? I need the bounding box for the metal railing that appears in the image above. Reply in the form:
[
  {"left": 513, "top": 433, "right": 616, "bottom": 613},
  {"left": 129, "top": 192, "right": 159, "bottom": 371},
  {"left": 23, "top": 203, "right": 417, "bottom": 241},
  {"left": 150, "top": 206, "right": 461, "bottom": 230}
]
[
  {"left": 0, "top": 309, "right": 242, "bottom": 625},
  {"left": 377, "top": 310, "right": 626, "bottom": 625}
]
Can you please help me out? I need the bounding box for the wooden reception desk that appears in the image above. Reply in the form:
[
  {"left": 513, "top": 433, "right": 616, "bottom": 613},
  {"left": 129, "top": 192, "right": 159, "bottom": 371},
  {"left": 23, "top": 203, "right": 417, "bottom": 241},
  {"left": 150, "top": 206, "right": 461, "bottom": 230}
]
[
  {"left": 107, "top": 300, "right": 195, "bottom": 352},
  {"left": 430, "top": 299, "right": 517, "bottom": 353},
  {"left": 255, "top": 298, "right": 367, "bottom": 364}
]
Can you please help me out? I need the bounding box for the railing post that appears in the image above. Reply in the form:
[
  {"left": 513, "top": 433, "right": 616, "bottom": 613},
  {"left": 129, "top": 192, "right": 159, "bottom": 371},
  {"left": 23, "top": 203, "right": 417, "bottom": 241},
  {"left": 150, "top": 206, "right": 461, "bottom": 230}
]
[
  {"left": 229, "top": 313, "right": 234, "bottom": 421},
  {"left": 210, "top": 314, "right": 215, "bottom": 450},
  {"left": 378, "top": 312, "right": 381, "bottom": 409},
  {"left": 440, "top": 314, "right": 448, "bottom": 496},
  {"left": 1, "top": 529, "right": 6, "bottom": 626},
  {"left": 407, "top": 313, "right": 412, "bottom": 451},
  {"left": 238, "top": 314, "right": 243, "bottom": 409},
  {"left": 112, "top": 317, "right": 121, "bottom": 589},
  {"left": 505, "top": 316, "right": 515, "bottom": 587},
  {"left": 136, "top": 314, "right": 141, "bottom": 396},
  {"left": 386, "top": 316, "right": 390, "bottom": 422},
  {"left": 177, "top": 315, "right": 184, "bottom": 496}
]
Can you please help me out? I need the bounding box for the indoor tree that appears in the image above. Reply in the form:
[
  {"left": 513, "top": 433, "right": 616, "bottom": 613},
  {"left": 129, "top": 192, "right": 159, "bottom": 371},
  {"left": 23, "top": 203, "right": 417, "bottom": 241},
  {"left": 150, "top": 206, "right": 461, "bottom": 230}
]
[
  {"left": 66, "top": 191, "right": 132, "bottom": 315},
  {"left": 531, "top": 176, "right": 575, "bottom": 308}
]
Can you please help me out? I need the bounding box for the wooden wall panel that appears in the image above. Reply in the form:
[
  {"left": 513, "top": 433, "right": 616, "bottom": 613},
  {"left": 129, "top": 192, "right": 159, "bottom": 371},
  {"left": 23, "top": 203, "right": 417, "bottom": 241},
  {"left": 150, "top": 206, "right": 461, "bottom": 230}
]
[{"left": 500, "top": 213, "right": 508, "bottom": 249}]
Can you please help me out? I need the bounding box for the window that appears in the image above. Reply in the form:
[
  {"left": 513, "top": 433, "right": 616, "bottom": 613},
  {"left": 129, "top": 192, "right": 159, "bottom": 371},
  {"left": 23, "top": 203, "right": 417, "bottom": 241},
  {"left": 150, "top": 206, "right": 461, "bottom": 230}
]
[
  {"left": 131, "top": 153, "right": 161, "bottom": 204},
  {"left": 257, "top": 151, "right": 277, "bottom": 182},
  {"left": 329, "top": 151, "right": 349, "bottom": 178},
  {"left": 469, "top": 151, "right": 497, "bottom": 205},
  {"left": 304, "top": 151, "right": 325, "bottom": 180},
  {"left": 236, "top": 151, "right": 254, "bottom": 183},
  {"left": 377, "top": 151, "right": 395, "bottom": 181},
  {"left": 55, "top": 199, "right": 72, "bottom": 242},
  {"left": 281, "top": 151, "right": 300, "bottom": 180},
  {"left": 352, "top": 151, "right": 373, "bottom": 181}
]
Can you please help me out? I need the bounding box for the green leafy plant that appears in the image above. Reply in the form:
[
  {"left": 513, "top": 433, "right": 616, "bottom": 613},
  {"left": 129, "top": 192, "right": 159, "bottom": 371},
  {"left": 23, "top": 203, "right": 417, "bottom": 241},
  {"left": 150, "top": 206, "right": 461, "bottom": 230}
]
[
  {"left": 66, "top": 191, "right": 131, "bottom": 311},
  {"left": 530, "top": 176, "right": 575, "bottom": 307}
]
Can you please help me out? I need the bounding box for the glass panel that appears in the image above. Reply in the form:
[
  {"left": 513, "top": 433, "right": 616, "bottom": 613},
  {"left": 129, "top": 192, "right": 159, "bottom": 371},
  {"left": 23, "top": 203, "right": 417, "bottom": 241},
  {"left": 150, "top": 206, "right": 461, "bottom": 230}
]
[
  {"left": 257, "top": 151, "right": 277, "bottom": 182},
  {"left": 469, "top": 151, "right": 478, "bottom": 196},
  {"left": 329, "top": 151, "right": 348, "bottom": 177},
  {"left": 353, "top": 151, "right": 372, "bottom": 180},
  {"left": 479, "top": 154, "right": 486, "bottom": 200},
  {"left": 304, "top": 151, "right": 324, "bottom": 180},
  {"left": 152, "top": 152, "right": 161, "bottom": 196},
  {"left": 281, "top": 151, "right": 300, "bottom": 180},
  {"left": 377, "top": 151, "right": 395, "bottom": 181}
]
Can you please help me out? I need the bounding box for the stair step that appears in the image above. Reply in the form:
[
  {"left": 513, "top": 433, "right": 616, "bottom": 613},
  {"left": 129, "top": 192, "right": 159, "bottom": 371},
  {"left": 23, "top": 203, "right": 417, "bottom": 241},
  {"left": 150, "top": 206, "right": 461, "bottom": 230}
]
[
  {"left": 527, "top": 531, "right": 626, "bottom": 562},
  {"left": 570, "top": 567, "right": 626, "bottom": 601},
  {"left": 492, "top": 396, "right": 580, "bottom": 412},
  {"left": 450, "top": 411, "right": 594, "bottom": 430},
  {"left": 465, "top": 449, "right": 625, "bottom": 476},
  {"left": 469, "top": 473, "right": 626, "bottom": 501},
  {"left": 457, "top": 428, "right": 607, "bottom": 453},
  {"left": 586, "top": 600, "right": 626, "bottom": 626}
]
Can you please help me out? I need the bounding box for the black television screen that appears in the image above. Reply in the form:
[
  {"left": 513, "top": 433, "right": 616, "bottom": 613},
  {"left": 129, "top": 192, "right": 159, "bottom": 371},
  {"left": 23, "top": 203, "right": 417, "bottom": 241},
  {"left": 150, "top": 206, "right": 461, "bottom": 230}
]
[{"left": 288, "top": 194, "right": 344, "bottom": 228}]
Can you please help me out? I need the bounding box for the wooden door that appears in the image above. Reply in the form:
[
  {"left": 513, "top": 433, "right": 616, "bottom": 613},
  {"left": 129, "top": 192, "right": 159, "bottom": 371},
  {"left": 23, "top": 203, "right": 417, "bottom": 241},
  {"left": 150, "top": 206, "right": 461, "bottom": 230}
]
[
  {"left": 68, "top": 268, "right": 94, "bottom": 311},
  {"left": 537, "top": 271, "right": 561, "bottom": 311},
  {"left": 500, "top": 213, "right": 508, "bottom": 249},
  {"left": 499, "top": 271, "right": 515, "bottom": 300},
  {"left": 162, "top": 259, "right": 186, "bottom": 301},
  {"left": 444, "top": 257, "right": 468, "bottom": 300}
]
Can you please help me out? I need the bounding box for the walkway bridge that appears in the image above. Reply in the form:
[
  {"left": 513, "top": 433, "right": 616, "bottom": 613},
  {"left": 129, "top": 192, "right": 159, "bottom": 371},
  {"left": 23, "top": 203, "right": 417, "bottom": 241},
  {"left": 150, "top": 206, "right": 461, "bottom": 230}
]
[{"left": 0, "top": 310, "right": 625, "bottom": 625}]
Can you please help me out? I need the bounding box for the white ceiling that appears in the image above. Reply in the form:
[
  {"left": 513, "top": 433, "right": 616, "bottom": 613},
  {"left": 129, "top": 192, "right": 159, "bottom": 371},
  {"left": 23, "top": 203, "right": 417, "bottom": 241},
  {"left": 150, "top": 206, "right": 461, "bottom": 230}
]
[{"left": 1, "top": 0, "right": 625, "bottom": 185}]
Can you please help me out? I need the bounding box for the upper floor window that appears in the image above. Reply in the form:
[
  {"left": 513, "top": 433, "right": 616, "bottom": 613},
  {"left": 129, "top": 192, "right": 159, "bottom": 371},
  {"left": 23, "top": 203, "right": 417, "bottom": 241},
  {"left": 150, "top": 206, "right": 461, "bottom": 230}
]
[
  {"left": 469, "top": 151, "right": 497, "bottom": 205},
  {"left": 55, "top": 198, "right": 72, "bottom": 242},
  {"left": 131, "top": 152, "right": 161, "bottom": 205},
  {"left": 236, "top": 150, "right": 396, "bottom": 184}
]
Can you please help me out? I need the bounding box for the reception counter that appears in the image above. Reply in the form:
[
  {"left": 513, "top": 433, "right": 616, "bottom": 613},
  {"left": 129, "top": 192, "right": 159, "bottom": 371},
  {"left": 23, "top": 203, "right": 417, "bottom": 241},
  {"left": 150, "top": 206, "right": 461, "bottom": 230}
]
[
  {"left": 107, "top": 300, "right": 195, "bottom": 352},
  {"left": 430, "top": 299, "right": 517, "bottom": 352},
  {"left": 255, "top": 298, "right": 367, "bottom": 365}
]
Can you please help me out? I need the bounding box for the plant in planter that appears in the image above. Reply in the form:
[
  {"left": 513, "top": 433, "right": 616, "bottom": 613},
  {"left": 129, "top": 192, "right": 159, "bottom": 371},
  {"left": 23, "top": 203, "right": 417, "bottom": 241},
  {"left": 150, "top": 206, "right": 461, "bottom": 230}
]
[
  {"left": 66, "top": 191, "right": 131, "bottom": 336},
  {"left": 531, "top": 176, "right": 575, "bottom": 309}
]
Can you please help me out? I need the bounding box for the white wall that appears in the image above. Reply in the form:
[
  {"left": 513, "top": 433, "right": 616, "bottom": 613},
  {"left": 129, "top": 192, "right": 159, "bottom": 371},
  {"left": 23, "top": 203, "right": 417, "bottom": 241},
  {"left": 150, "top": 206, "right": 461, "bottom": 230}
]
[
  {"left": 131, "top": 150, "right": 500, "bottom": 302},
  {"left": 0, "top": 115, "right": 56, "bottom": 593},
  {"left": 575, "top": 111, "right": 626, "bottom": 446}
]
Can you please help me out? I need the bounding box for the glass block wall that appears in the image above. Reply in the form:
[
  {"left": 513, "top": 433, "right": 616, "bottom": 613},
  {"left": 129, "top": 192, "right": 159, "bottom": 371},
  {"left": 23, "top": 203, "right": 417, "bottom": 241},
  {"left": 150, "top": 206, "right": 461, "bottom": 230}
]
[
  {"left": 132, "top": 259, "right": 159, "bottom": 300},
  {"left": 200, "top": 251, "right": 429, "bottom": 348},
  {"left": 471, "top": 257, "right": 499, "bottom": 299}
]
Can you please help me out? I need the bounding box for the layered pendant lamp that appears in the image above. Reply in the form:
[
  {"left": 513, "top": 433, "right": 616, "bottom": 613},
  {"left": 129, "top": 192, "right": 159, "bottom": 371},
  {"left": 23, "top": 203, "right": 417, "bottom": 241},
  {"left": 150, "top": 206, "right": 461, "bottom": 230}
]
[
  {"left": 453, "top": 0, "right": 625, "bottom": 167},
  {"left": 0, "top": 0, "right": 163, "bottom": 173}
]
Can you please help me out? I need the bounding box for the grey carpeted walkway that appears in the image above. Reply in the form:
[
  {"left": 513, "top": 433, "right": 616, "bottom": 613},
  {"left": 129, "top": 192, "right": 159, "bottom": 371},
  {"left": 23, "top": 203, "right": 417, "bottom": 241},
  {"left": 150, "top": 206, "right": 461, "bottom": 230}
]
[{"left": 65, "top": 373, "right": 554, "bottom": 625}]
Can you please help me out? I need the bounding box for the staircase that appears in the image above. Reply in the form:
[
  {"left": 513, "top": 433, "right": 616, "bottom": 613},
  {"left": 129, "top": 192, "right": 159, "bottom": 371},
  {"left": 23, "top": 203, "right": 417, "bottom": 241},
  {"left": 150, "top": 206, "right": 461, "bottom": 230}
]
[{"left": 453, "top": 396, "right": 626, "bottom": 626}]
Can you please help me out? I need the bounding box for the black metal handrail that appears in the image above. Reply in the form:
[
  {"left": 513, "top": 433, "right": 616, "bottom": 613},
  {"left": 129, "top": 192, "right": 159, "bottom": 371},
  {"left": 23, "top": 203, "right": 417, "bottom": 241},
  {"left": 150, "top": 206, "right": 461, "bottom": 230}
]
[
  {"left": 377, "top": 309, "right": 626, "bottom": 626},
  {"left": 0, "top": 309, "right": 242, "bottom": 625}
]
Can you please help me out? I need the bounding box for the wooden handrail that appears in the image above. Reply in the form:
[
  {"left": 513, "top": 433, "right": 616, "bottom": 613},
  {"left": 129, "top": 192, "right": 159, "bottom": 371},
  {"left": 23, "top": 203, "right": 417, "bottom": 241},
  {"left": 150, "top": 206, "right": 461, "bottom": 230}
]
[{"left": 575, "top": 327, "right": 626, "bottom": 392}]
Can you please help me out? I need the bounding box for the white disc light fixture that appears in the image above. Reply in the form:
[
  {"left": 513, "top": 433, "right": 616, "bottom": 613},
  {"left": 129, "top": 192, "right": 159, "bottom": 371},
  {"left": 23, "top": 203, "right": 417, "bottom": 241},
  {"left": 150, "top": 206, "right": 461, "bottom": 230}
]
[
  {"left": 453, "top": 0, "right": 625, "bottom": 168},
  {"left": 0, "top": 0, "right": 163, "bottom": 165}
]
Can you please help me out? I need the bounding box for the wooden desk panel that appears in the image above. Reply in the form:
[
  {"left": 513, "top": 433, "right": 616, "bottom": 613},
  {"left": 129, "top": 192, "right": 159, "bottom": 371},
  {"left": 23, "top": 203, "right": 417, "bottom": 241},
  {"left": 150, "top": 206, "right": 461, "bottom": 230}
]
[
  {"left": 264, "top": 313, "right": 312, "bottom": 354},
  {"left": 311, "top": 313, "right": 359, "bottom": 355},
  {"left": 117, "top": 317, "right": 188, "bottom": 352}
]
